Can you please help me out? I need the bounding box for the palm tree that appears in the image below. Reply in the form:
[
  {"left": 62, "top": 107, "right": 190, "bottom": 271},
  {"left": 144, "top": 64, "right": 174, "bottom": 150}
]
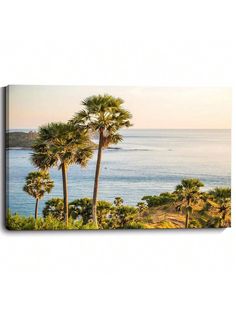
[
  {"left": 175, "top": 178, "right": 204, "bottom": 228},
  {"left": 71, "top": 94, "right": 132, "bottom": 227},
  {"left": 114, "top": 197, "right": 124, "bottom": 207},
  {"left": 31, "top": 122, "right": 94, "bottom": 226},
  {"left": 208, "top": 187, "right": 231, "bottom": 227},
  {"left": 23, "top": 171, "right": 54, "bottom": 219}
]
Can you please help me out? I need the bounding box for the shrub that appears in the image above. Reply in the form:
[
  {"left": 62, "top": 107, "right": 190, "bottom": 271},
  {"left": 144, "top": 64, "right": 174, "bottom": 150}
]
[
  {"left": 69, "top": 198, "right": 115, "bottom": 228},
  {"left": 6, "top": 211, "right": 35, "bottom": 230},
  {"left": 137, "top": 202, "right": 148, "bottom": 213},
  {"left": 69, "top": 198, "right": 142, "bottom": 229},
  {"left": 125, "top": 221, "right": 145, "bottom": 229},
  {"left": 43, "top": 198, "right": 65, "bottom": 221},
  {"left": 188, "top": 219, "right": 203, "bottom": 229},
  {"left": 6, "top": 211, "right": 87, "bottom": 230},
  {"left": 142, "top": 192, "right": 176, "bottom": 207},
  {"left": 114, "top": 197, "right": 124, "bottom": 207},
  {"left": 69, "top": 198, "right": 93, "bottom": 223},
  {"left": 115, "top": 205, "right": 139, "bottom": 228}
]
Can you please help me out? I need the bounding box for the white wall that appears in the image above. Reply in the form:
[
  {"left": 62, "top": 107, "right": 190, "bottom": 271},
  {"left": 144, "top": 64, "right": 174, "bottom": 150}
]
[{"left": 0, "top": 1, "right": 235, "bottom": 314}]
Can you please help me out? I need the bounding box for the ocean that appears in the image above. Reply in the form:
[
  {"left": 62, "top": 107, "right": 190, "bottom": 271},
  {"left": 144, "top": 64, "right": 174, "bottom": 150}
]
[{"left": 6, "top": 129, "right": 231, "bottom": 217}]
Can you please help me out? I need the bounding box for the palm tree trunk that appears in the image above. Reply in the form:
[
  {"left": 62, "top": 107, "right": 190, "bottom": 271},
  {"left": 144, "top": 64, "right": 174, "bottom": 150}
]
[
  {"left": 185, "top": 211, "right": 189, "bottom": 228},
  {"left": 221, "top": 209, "right": 227, "bottom": 227},
  {"left": 92, "top": 131, "right": 103, "bottom": 228},
  {"left": 35, "top": 198, "right": 39, "bottom": 220},
  {"left": 61, "top": 163, "right": 69, "bottom": 226},
  {"left": 185, "top": 199, "right": 190, "bottom": 228}
]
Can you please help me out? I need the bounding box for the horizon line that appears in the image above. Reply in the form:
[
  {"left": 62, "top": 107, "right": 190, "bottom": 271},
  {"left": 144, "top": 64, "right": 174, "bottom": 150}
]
[{"left": 7, "top": 127, "right": 231, "bottom": 131}]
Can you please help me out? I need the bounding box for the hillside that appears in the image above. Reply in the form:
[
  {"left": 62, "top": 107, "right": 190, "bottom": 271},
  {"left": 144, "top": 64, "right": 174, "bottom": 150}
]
[
  {"left": 6, "top": 131, "right": 38, "bottom": 148},
  {"left": 140, "top": 200, "right": 230, "bottom": 229}
]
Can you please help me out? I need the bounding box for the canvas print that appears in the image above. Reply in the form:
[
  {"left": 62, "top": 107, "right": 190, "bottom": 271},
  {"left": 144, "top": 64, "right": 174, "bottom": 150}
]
[{"left": 5, "top": 86, "right": 231, "bottom": 230}]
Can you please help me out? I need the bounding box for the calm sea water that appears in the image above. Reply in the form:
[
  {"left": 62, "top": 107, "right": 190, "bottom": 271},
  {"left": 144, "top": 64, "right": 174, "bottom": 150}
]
[{"left": 7, "top": 129, "right": 231, "bottom": 217}]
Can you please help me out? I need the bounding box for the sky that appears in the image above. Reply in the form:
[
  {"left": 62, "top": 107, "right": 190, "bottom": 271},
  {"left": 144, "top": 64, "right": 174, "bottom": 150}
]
[{"left": 7, "top": 85, "right": 231, "bottom": 129}]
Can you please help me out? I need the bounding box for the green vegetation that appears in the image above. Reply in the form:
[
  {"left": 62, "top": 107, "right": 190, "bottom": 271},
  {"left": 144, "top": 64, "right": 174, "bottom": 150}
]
[
  {"left": 207, "top": 187, "right": 231, "bottom": 227},
  {"left": 23, "top": 171, "right": 54, "bottom": 219},
  {"left": 140, "top": 185, "right": 231, "bottom": 229},
  {"left": 42, "top": 198, "right": 65, "bottom": 221},
  {"left": 8, "top": 184, "right": 231, "bottom": 230},
  {"left": 175, "top": 178, "right": 204, "bottom": 228},
  {"left": 31, "top": 122, "right": 94, "bottom": 226},
  {"left": 6, "top": 131, "right": 37, "bottom": 148},
  {"left": 6, "top": 210, "right": 96, "bottom": 230},
  {"left": 142, "top": 192, "right": 177, "bottom": 207},
  {"left": 7, "top": 197, "right": 144, "bottom": 230},
  {"left": 42, "top": 197, "right": 144, "bottom": 229},
  {"left": 71, "top": 94, "right": 132, "bottom": 227}
]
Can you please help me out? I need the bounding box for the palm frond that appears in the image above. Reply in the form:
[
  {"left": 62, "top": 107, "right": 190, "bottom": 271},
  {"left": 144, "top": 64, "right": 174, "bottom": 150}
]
[{"left": 71, "top": 94, "right": 132, "bottom": 149}]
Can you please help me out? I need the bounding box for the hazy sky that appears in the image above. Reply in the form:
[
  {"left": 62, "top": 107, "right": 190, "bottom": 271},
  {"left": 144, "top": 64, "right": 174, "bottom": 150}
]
[{"left": 8, "top": 85, "right": 231, "bottom": 129}]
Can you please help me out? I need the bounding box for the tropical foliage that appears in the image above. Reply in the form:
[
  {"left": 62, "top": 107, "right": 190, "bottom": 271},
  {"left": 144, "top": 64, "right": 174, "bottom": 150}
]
[
  {"left": 42, "top": 198, "right": 65, "bottom": 221},
  {"left": 207, "top": 187, "right": 231, "bottom": 227},
  {"left": 31, "top": 122, "right": 94, "bottom": 226},
  {"left": 6, "top": 210, "right": 96, "bottom": 230},
  {"left": 42, "top": 197, "right": 144, "bottom": 229},
  {"left": 8, "top": 181, "right": 231, "bottom": 230},
  {"left": 71, "top": 94, "right": 132, "bottom": 227},
  {"left": 174, "top": 178, "right": 204, "bottom": 228},
  {"left": 23, "top": 171, "right": 54, "bottom": 219},
  {"left": 142, "top": 192, "right": 177, "bottom": 208}
]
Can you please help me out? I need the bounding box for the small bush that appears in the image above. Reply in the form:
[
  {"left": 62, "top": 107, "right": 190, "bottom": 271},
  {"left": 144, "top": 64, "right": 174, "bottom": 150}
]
[
  {"left": 142, "top": 192, "right": 176, "bottom": 208},
  {"left": 6, "top": 211, "right": 86, "bottom": 230},
  {"left": 6, "top": 212, "right": 35, "bottom": 230},
  {"left": 43, "top": 198, "right": 65, "bottom": 221}
]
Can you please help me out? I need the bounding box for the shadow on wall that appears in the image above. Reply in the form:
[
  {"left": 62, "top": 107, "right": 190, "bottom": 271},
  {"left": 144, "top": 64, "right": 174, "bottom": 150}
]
[{"left": 0, "top": 86, "right": 7, "bottom": 231}]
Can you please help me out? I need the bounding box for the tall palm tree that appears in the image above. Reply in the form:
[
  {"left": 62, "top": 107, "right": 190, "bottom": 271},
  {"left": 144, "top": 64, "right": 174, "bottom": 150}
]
[
  {"left": 31, "top": 122, "right": 94, "bottom": 225},
  {"left": 208, "top": 187, "right": 231, "bottom": 227},
  {"left": 23, "top": 171, "right": 54, "bottom": 219},
  {"left": 71, "top": 94, "right": 132, "bottom": 227},
  {"left": 175, "top": 178, "right": 204, "bottom": 228}
]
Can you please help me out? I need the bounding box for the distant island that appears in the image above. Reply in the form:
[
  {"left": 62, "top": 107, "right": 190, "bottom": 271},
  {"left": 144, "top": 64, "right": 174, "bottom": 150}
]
[
  {"left": 6, "top": 131, "right": 38, "bottom": 149},
  {"left": 5, "top": 131, "right": 119, "bottom": 150}
]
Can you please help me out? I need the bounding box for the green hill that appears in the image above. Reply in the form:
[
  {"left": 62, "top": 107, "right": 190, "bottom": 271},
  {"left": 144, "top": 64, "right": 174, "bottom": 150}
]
[{"left": 6, "top": 131, "right": 38, "bottom": 148}]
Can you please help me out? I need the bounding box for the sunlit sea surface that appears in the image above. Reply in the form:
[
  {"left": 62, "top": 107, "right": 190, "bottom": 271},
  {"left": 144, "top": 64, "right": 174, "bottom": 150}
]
[{"left": 7, "top": 129, "right": 231, "bottom": 217}]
